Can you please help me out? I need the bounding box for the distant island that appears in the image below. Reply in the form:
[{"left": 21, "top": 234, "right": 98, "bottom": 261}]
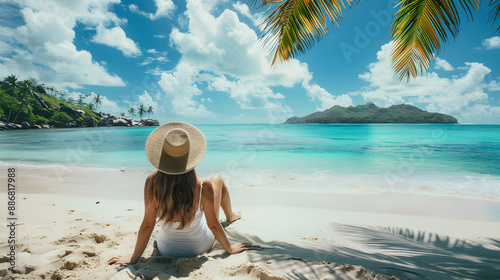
[
  {"left": 0, "top": 74, "right": 159, "bottom": 130},
  {"left": 284, "top": 103, "right": 458, "bottom": 124}
]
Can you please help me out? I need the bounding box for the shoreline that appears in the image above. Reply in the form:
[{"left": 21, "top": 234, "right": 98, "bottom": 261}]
[
  {"left": 2, "top": 161, "right": 499, "bottom": 203},
  {"left": 1, "top": 165, "right": 499, "bottom": 279}
]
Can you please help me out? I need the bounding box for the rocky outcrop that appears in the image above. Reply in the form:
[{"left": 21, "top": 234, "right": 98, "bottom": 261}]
[
  {"left": 0, "top": 121, "right": 22, "bottom": 130},
  {"left": 33, "top": 93, "right": 50, "bottom": 109},
  {"left": 0, "top": 110, "right": 159, "bottom": 131},
  {"left": 113, "top": 119, "right": 129, "bottom": 126},
  {"left": 0, "top": 121, "right": 8, "bottom": 130},
  {"left": 138, "top": 118, "right": 160, "bottom": 126},
  {"left": 98, "top": 113, "right": 135, "bottom": 127},
  {"left": 59, "top": 103, "right": 82, "bottom": 119},
  {"left": 21, "top": 121, "right": 31, "bottom": 129},
  {"left": 83, "top": 116, "right": 96, "bottom": 127}
]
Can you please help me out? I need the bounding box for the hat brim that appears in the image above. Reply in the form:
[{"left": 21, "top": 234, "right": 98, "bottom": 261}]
[{"left": 145, "top": 122, "right": 206, "bottom": 175}]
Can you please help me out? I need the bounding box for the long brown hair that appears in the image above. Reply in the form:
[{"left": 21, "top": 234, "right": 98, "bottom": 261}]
[{"left": 147, "top": 169, "right": 197, "bottom": 229}]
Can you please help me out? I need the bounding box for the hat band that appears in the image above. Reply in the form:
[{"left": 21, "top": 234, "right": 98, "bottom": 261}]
[
  {"left": 158, "top": 128, "right": 191, "bottom": 174},
  {"left": 158, "top": 149, "right": 190, "bottom": 174}
]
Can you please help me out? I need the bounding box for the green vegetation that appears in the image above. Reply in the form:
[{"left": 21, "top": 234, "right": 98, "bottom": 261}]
[
  {"left": 253, "top": 0, "right": 500, "bottom": 81},
  {"left": 128, "top": 107, "right": 136, "bottom": 119},
  {"left": 48, "top": 112, "right": 73, "bottom": 127},
  {"left": 0, "top": 74, "right": 100, "bottom": 128},
  {"left": 284, "top": 103, "right": 458, "bottom": 124},
  {"left": 127, "top": 104, "right": 154, "bottom": 120},
  {"left": 93, "top": 94, "right": 103, "bottom": 112},
  {"left": 138, "top": 104, "right": 146, "bottom": 118}
]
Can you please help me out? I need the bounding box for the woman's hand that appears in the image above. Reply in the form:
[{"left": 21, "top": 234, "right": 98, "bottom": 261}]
[
  {"left": 229, "top": 243, "right": 252, "bottom": 254},
  {"left": 107, "top": 254, "right": 134, "bottom": 266}
]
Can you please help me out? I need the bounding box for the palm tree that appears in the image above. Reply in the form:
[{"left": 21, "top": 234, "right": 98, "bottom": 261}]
[
  {"left": 120, "top": 112, "right": 126, "bottom": 117},
  {"left": 56, "top": 90, "right": 67, "bottom": 101},
  {"left": 128, "top": 107, "right": 136, "bottom": 119},
  {"left": 138, "top": 104, "right": 147, "bottom": 119},
  {"left": 12, "top": 81, "right": 33, "bottom": 123},
  {"left": 253, "top": 0, "right": 499, "bottom": 81},
  {"left": 77, "top": 95, "right": 85, "bottom": 106},
  {"left": 147, "top": 105, "right": 154, "bottom": 118},
  {"left": 93, "top": 94, "right": 103, "bottom": 112},
  {"left": 1, "top": 75, "right": 19, "bottom": 122},
  {"left": 87, "top": 103, "right": 95, "bottom": 112},
  {"left": 44, "top": 85, "right": 55, "bottom": 96}
]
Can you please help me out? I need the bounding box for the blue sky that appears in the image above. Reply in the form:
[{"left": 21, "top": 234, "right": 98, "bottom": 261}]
[{"left": 0, "top": 0, "right": 499, "bottom": 124}]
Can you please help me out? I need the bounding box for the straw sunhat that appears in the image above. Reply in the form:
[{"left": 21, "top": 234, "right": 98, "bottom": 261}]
[{"left": 145, "top": 122, "right": 206, "bottom": 175}]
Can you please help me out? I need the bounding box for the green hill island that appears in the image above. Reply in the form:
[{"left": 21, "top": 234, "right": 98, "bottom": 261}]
[{"left": 284, "top": 103, "right": 458, "bottom": 124}]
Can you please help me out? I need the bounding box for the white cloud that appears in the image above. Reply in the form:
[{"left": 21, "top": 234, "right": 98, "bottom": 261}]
[
  {"left": 488, "top": 79, "right": 500, "bottom": 91},
  {"left": 209, "top": 75, "right": 285, "bottom": 109},
  {"left": 0, "top": 40, "right": 12, "bottom": 56},
  {"left": 65, "top": 91, "right": 125, "bottom": 116},
  {"left": 86, "top": 92, "right": 123, "bottom": 115},
  {"left": 0, "top": 0, "right": 127, "bottom": 88},
  {"left": 482, "top": 36, "right": 500, "bottom": 49},
  {"left": 434, "top": 57, "right": 454, "bottom": 71},
  {"left": 92, "top": 26, "right": 141, "bottom": 57},
  {"left": 135, "top": 91, "right": 161, "bottom": 117},
  {"left": 145, "top": 66, "right": 167, "bottom": 76},
  {"left": 129, "top": 0, "right": 175, "bottom": 20},
  {"left": 156, "top": 0, "right": 335, "bottom": 119},
  {"left": 232, "top": 2, "right": 263, "bottom": 27},
  {"left": 158, "top": 61, "right": 215, "bottom": 117},
  {"left": 303, "top": 81, "right": 353, "bottom": 110},
  {"left": 302, "top": 74, "right": 353, "bottom": 110},
  {"left": 129, "top": 4, "right": 140, "bottom": 14},
  {"left": 357, "top": 42, "right": 500, "bottom": 123},
  {"left": 139, "top": 50, "right": 168, "bottom": 66}
]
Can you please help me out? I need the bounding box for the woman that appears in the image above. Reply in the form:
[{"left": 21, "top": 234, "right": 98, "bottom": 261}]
[{"left": 108, "top": 122, "right": 251, "bottom": 266}]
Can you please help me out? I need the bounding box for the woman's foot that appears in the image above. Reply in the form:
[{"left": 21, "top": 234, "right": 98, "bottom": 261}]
[{"left": 227, "top": 211, "right": 242, "bottom": 223}]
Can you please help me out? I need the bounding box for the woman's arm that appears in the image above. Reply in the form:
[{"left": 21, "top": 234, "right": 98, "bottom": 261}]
[
  {"left": 108, "top": 175, "right": 157, "bottom": 266},
  {"left": 202, "top": 181, "right": 250, "bottom": 254}
]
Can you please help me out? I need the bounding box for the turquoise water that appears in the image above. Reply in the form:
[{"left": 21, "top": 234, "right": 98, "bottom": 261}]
[{"left": 1, "top": 124, "right": 499, "bottom": 198}]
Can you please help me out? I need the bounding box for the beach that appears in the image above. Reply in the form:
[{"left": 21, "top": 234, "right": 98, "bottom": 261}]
[
  {"left": 2, "top": 0, "right": 500, "bottom": 278},
  {"left": 1, "top": 164, "right": 499, "bottom": 279}
]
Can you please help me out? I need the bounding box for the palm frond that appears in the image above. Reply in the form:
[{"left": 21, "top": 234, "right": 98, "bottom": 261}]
[
  {"left": 488, "top": 0, "right": 500, "bottom": 31},
  {"left": 390, "top": 0, "right": 479, "bottom": 82},
  {"left": 259, "top": 0, "right": 353, "bottom": 64}
]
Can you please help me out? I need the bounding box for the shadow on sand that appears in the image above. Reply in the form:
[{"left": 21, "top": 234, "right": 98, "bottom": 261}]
[
  {"left": 225, "top": 223, "right": 500, "bottom": 280},
  {"left": 113, "top": 223, "right": 499, "bottom": 280}
]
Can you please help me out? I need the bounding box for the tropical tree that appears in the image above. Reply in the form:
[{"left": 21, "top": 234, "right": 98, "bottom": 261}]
[
  {"left": 44, "top": 85, "right": 56, "bottom": 96},
  {"left": 253, "top": 0, "right": 500, "bottom": 81},
  {"left": 56, "top": 90, "right": 67, "bottom": 101},
  {"left": 120, "top": 112, "right": 126, "bottom": 117},
  {"left": 1, "top": 74, "right": 19, "bottom": 122},
  {"left": 12, "top": 81, "right": 33, "bottom": 123},
  {"left": 93, "top": 94, "right": 103, "bottom": 112},
  {"left": 77, "top": 95, "right": 85, "bottom": 106},
  {"left": 138, "top": 104, "right": 147, "bottom": 119},
  {"left": 128, "top": 107, "right": 136, "bottom": 118},
  {"left": 147, "top": 105, "right": 154, "bottom": 118},
  {"left": 86, "top": 103, "right": 95, "bottom": 112}
]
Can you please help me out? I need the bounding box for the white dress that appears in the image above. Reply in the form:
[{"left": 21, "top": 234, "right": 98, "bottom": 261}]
[{"left": 156, "top": 182, "right": 215, "bottom": 258}]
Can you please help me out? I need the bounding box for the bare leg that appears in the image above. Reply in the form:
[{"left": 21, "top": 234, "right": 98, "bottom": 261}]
[{"left": 210, "top": 174, "right": 242, "bottom": 222}]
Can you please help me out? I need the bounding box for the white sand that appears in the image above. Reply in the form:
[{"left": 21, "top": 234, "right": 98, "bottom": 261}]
[{"left": 1, "top": 165, "right": 499, "bottom": 279}]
